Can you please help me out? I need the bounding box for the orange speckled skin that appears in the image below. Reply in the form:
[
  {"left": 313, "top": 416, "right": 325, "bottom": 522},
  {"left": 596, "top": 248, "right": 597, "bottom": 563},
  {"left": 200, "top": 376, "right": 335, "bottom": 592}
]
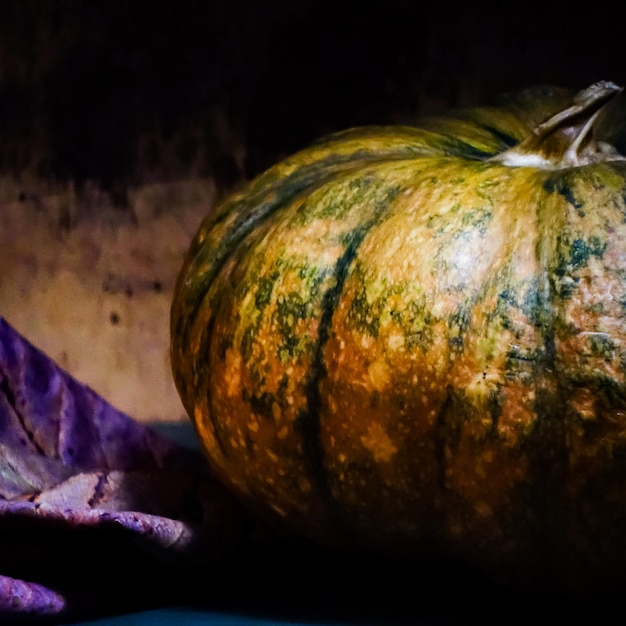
[{"left": 171, "top": 85, "right": 626, "bottom": 587}]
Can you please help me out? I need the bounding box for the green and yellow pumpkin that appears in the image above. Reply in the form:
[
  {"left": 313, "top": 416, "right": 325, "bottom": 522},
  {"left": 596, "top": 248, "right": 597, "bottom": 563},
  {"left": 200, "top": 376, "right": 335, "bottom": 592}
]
[{"left": 171, "top": 81, "right": 626, "bottom": 587}]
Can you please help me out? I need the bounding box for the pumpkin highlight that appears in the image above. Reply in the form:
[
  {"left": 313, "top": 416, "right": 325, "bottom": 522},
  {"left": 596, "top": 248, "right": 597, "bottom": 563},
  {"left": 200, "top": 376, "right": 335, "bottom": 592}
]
[{"left": 171, "top": 81, "right": 626, "bottom": 587}]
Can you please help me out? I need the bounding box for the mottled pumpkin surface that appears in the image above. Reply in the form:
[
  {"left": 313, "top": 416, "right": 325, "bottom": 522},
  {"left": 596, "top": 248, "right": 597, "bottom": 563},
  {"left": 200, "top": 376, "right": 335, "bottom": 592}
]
[{"left": 171, "top": 83, "right": 626, "bottom": 587}]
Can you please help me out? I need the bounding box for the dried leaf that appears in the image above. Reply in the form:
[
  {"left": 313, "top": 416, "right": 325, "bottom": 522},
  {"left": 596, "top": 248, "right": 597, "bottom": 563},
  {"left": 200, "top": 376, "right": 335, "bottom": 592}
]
[
  {"left": 0, "top": 574, "right": 65, "bottom": 617},
  {"left": 0, "top": 316, "right": 182, "bottom": 475},
  {"left": 0, "top": 317, "right": 267, "bottom": 621}
]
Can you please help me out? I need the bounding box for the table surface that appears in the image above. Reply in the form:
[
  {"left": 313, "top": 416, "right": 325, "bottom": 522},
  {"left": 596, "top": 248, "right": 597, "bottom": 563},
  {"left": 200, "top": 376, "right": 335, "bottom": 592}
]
[
  {"left": 62, "top": 570, "right": 625, "bottom": 626},
  {"left": 73, "top": 608, "right": 340, "bottom": 625},
  {"left": 66, "top": 598, "right": 625, "bottom": 626}
]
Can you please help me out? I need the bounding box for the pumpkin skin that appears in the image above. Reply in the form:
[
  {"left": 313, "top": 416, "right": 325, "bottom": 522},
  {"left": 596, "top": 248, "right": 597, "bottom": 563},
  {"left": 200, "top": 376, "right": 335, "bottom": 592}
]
[{"left": 171, "top": 82, "right": 626, "bottom": 587}]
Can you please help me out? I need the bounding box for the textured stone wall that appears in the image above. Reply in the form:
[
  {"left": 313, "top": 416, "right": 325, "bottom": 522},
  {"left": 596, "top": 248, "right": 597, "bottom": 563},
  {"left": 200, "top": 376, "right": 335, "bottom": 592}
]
[{"left": 1, "top": 1, "right": 624, "bottom": 428}]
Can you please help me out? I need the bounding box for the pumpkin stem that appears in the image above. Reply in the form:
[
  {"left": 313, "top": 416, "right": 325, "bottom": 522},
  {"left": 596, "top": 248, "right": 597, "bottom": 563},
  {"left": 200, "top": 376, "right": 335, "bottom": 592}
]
[{"left": 492, "top": 80, "right": 625, "bottom": 170}]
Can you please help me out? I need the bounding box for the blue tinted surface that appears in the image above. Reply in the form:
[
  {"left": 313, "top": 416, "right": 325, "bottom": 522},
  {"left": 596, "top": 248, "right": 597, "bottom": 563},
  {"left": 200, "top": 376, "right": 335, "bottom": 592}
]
[{"left": 73, "top": 607, "right": 343, "bottom": 625}]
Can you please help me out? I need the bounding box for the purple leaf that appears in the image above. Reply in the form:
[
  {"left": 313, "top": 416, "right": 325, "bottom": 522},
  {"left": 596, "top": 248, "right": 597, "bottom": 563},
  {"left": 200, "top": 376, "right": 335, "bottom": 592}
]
[
  {"left": 0, "top": 574, "right": 66, "bottom": 617},
  {"left": 0, "top": 316, "right": 181, "bottom": 474},
  {"left": 0, "top": 317, "right": 269, "bottom": 621}
]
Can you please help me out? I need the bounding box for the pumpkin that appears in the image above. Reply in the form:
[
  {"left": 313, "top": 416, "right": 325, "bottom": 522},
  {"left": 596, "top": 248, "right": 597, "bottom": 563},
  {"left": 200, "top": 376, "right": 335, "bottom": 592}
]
[{"left": 170, "top": 80, "right": 626, "bottom": 588}]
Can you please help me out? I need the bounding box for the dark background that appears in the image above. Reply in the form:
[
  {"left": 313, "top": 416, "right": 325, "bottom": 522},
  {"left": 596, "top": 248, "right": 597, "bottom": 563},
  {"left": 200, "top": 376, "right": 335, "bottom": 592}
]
[{"left": 1, "top": 0, "right": 625, "bottom": 201}]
